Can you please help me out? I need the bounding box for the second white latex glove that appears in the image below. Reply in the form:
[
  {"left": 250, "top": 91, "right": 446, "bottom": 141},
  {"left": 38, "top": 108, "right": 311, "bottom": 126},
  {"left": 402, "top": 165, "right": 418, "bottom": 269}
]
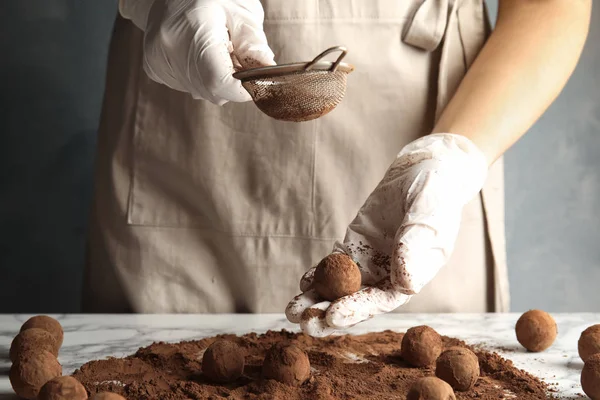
[
  {"left": 286, "top": 133, "right": 489, "bottom": 337},
  {"left": 120, "top": 0, "right": 275, "bottom": 105}
]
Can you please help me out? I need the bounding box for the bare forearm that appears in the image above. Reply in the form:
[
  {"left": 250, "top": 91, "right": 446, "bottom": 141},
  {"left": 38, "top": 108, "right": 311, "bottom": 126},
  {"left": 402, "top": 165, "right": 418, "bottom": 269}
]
[{"left": 432, "top": 0, "right": 591, "bottom": 165}]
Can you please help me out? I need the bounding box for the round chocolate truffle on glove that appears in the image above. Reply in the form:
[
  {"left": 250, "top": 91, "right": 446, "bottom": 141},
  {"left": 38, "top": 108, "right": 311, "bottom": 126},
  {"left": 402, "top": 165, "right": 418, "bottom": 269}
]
[
  {"left": 10, "top": 328, "right": 59, "bottom": 362},
  {"left": 407, "top": 376, "right": 456, "bottom": 400},
  {"left": 262, "top": 343, "right": 311, "bottom": 386},
  {"left": 9, "top": 350, "right": 62, "bottom": 400},
  {"left": 90, "top": 393, "right": 126, "bottom": 400},
  {"left": 20, "top": 315, "right": 64, "bottom": 347},
  {"left": 401, "top": 325, "right": 443, "bottom": 367},
  {"left": 435, "top": 347, "right": 480, "bottom": 391},
  {"left": 39, "top": 376, "right": 88, "bottom": 400},
  {"left": 202, "top": 340, "right": 245, "bottom": 383},
  {"left": 313, "top": 253, "right": 361, "bottom": 301},
  {"left": 579, "top": 324, "right": 600, "bottom": 363},
  {"left": 515, "top": 310, "right": 557, "bottom": 352},
  {"left": 581, "top": 353, "right": 600, "bottom": 400}
]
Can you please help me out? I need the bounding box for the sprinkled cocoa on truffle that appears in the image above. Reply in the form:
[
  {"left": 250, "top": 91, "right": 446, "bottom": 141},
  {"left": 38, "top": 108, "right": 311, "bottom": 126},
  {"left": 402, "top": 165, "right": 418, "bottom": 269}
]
[
  {"left": 582, "top": 353, "right": 600, "bottom": 400},
  {"left": 262, "top": 343, "right": 310, "bottom": 386},
  {"left": 515, "top": 310, "right": 557, "bottom": 352},
  {"left": 20, "top": 315, "right": 64, "bottom": 348},
  {"left": 90, "top": 393, "right": 126, "bottom": 400},
  {"left": 38, "top": 376, "right": 88, "bottom": 400},
  {"left": 202, "top": 340, "right": 245, "bottom": 383},
  {"left": 10, "top": 328, "right": 59, "bottom": 363},
  {"left": 313, "top": 253, "right": 361, "bottom": 301},
  {"left": 435, "top": 347, "right": 480, "bottom": 391},
  {"left": 401, "top": 325, "right": 443, "bottom": 367},
  {"left": 407, "top": 376, "right": 456, "bottom": 400},
  {"left": 9, "top": 350, "right": 62, "bottom": 400},
  {"left": 579, "top": 324, "right": 600, "bottom": 363}
]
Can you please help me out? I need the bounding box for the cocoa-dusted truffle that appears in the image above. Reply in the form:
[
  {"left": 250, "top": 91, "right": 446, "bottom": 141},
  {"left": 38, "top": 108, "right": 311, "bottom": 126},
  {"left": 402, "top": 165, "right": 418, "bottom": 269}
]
[
  {"left": 9, "top": 350, "right": 62, "bottom": 400},
  {"left": 10, "top": 328, "right": 59, "bottom": 362},
  {"left": 401, "top": 325, "right": 443, "bottom": 367},
  {"left": 515, "top": 309, "right": 557, "bottom": 352},
  {"left": 202, "top": 340, "right": 245, "bottom": 383},
  {"left": 262, "top": 343, "right": 311, "bottom": 386},
  {"left": 407, "top": 376, "right": 456, "bottom": 400},
  {"left": 90, "top": 393, "right": 126, "bottom": 400},
  {"left": 38, "top": 376, "right": 88, "bottom": 400},
  {"left": 579, "top": 324, "right": 600, "bottom": 362},
  {"left": 435, "top": 347, "right": 480, "bottom": 391},
  {"left": 20, "top": 315, "right": 64, "bottom": 347},
  {"left": 313, "top": 253, "right": 361, "bottom": 301},
  {"left": 581, "top": 353, "right": 600, "bottom": 399}
]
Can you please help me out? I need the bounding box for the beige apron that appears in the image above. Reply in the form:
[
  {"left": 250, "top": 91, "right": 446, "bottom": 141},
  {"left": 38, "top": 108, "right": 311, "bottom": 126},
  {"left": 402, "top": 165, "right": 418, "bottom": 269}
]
[{"left": 83, "top": 0, "right": 509, "bottom": 314}]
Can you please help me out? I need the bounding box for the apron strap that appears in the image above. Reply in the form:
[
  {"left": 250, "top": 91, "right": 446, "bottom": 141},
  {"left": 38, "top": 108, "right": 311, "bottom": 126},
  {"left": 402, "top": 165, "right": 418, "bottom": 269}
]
[
  {"left": 402, "top": 0, "right": 450, "bottom": 52},
  {"left": 405, "top": 0, "right": 509, "bottom": 312}
]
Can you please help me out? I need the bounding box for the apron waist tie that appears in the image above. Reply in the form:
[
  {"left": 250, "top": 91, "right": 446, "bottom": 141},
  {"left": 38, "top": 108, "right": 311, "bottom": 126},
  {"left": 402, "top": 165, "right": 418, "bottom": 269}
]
[{"left": 402, "top": 0, "right": 450, "bottom": 52}]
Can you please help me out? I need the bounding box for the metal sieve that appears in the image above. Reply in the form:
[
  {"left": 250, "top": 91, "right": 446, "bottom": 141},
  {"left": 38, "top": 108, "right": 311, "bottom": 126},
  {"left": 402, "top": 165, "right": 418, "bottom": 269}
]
[{"left": 233, "top": 46, "right": 354, "bottom": 122}]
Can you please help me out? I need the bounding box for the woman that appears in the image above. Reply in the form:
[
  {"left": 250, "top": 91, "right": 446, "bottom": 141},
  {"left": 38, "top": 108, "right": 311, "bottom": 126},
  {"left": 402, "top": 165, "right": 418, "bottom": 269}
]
[{"left": 83, "top": 0, "right": 591, "bottom": 337}]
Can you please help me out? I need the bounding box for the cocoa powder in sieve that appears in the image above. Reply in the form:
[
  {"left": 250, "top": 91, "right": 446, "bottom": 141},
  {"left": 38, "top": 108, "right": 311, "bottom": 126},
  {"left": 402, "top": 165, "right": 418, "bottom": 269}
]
[{"left": 72, "top": 330, "right": 557, "bottom": 400}]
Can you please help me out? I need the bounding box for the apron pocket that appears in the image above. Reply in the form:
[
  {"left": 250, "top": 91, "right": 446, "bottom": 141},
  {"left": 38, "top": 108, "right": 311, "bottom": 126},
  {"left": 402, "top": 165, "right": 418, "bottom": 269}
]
[{"left": 126, "top": 77, "right": 319, "bottom": 237}]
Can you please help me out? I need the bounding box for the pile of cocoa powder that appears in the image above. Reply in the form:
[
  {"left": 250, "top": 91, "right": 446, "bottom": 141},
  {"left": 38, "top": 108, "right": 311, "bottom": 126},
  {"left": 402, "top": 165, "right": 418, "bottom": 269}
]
[{"left": 73, "top": 330, "right": 557, "bottom": 400}]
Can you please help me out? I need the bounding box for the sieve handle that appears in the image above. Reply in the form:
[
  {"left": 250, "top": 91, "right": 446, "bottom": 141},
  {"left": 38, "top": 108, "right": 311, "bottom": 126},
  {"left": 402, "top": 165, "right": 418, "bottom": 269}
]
[{"left": 305, "top": 46, "right": 348, "bottom": 72}]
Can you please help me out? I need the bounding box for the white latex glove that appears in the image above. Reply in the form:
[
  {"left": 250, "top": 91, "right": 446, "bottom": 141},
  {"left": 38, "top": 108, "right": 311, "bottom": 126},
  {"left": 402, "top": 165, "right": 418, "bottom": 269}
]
[
  {"left": 119, "top": 0, "right": 275, "bottom": 104},
  {"left": 286, "top": 133, "right": 489, "bottom": 337}
]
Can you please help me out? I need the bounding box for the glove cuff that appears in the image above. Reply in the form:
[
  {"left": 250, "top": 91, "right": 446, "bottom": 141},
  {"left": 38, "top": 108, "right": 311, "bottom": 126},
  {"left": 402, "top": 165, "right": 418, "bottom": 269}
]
[{"left": 396, "top": 133, "right": 489, "bottom": 205}]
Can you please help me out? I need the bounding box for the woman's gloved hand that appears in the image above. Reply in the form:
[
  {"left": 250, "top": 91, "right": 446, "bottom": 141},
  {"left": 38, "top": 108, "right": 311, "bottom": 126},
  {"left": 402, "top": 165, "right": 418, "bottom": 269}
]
[
  {"left": 119, "top": 0, "right": 275, "bottom": 104},
  {"left": 286, "top": 133, "right": 489, "bottom": 337}
]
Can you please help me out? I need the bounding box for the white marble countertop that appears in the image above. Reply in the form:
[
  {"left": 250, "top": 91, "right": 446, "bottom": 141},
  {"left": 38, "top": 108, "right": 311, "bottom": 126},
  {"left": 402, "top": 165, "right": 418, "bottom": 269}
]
[{"left": 0, "top": 313, "right": 597, "bottom": 399}]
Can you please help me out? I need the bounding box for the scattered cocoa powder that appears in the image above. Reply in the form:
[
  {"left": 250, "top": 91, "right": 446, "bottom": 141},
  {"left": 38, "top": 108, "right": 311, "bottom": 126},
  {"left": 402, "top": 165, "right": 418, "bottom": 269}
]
[
  {"left": 301, "top": 308, "right": 326, "bottom": 322},
  {"left": 347, "top": 242, "right": 392, "bottom": 273},
  {"left": 71, "top": 330, "right": 557, "bottom": 400}
]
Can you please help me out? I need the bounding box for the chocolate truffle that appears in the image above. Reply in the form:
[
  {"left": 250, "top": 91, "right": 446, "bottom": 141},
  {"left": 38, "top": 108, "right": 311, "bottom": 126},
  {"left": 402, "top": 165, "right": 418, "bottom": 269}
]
[
  {"left": 90, "top": 394, "right": 126, "bottom": 400},
  {"left": 9, "top": 350, "right": 62, "bottom": 400},
  {"left": 515, "top": 309, "right": 557, "bottom": 352},
  {"left": 401, "top": 325, "right": 443, "bottom": 367},
  {"left": 20, "top": 315, "right": 64, "bottom": 347},
  {"left": 313, "top": 253, "right": 361, "bottom": 301},
  {"left": 407, "top": 376, "right": 456, "bottom": 400},
  {"left": 435, "top": 347, "right": 480, "bottom": 391},
  {"left": 202, "top": 340, "right": 245, "bottom": 383},
  {"left": 262, "top": 343, "right": 311, "bottom": 386},
  {"left": 38, "top": 376, "right": 88, "bottom": 400},
  {"left": 10, "top": 328, "right": 59, "bottom": 362},
  {"left": 582, "top": 353, "right": 600, "bottom": 399},
  {"left": 579, "top": 324, "right": 600, "bottom": 362}
]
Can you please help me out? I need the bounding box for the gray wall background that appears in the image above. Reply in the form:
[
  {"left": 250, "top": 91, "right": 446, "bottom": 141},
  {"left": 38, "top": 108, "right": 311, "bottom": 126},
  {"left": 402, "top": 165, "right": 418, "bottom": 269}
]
[
  {"left": 0, "top": 1, "right": 598, "bottom": 313},
  {"left": 486, "top": 1, "right": 600, "bottom": 312}
]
